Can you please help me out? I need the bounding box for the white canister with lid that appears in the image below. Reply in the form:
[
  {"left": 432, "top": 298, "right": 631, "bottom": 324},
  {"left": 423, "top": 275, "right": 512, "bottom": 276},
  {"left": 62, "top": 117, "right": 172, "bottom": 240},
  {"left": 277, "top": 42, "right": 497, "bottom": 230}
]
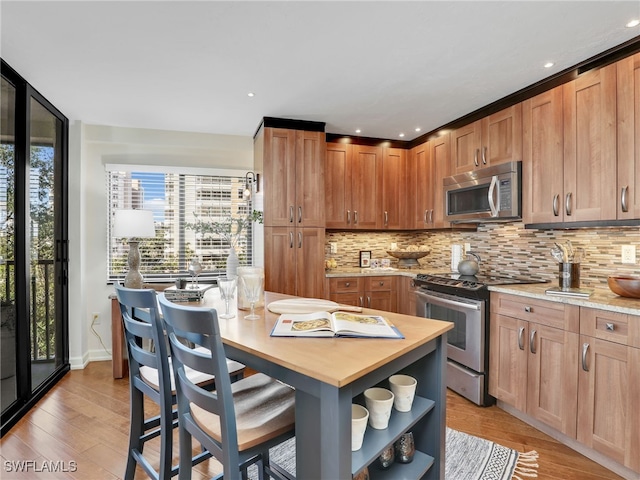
[{"left": 237, "top": 266, "right": 265, "bottom": 310}]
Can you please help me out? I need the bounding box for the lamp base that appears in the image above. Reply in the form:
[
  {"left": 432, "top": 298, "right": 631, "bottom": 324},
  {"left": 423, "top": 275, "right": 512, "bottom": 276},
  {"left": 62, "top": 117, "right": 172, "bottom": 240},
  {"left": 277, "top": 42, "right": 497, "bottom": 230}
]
[{"left": 124, "top": 240, "right": 144, "bottom": 289}]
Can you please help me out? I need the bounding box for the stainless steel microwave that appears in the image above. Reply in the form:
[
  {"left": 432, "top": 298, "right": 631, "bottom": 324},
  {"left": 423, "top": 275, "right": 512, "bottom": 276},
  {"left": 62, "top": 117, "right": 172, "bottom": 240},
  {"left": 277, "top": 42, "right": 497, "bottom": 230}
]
[{"left": 444, "top": 161, "right": 522, "bottom": 223}]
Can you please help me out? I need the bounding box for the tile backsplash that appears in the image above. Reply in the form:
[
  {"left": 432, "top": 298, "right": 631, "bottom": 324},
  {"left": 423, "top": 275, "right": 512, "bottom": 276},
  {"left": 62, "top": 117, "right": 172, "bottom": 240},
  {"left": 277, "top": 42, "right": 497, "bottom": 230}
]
[{"left": 325, "top": 224, "right": 640, "bottom": 288}]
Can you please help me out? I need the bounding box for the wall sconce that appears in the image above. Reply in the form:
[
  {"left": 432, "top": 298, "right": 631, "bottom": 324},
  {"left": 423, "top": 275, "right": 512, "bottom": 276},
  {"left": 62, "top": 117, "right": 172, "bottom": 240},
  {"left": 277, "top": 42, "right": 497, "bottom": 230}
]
[
  {"left": 243, "top": 171, "right": 260, "bottom": 198},
  {"left": 113, "top": 209, "right": 156, "bottom": 289}
]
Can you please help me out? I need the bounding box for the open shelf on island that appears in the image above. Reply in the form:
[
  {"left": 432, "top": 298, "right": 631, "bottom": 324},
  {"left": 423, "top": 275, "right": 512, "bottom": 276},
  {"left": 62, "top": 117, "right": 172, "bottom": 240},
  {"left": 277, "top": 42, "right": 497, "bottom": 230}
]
[{"left": 352, "top": 395, "right": 435, "bottom": 475}]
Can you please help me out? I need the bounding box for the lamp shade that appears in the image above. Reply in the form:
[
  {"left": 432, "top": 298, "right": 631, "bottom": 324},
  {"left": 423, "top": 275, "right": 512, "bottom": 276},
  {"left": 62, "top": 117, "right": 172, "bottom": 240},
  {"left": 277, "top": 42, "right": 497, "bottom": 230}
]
[{"left": 113, "top": 209, "right": 156, "bottom": 238}]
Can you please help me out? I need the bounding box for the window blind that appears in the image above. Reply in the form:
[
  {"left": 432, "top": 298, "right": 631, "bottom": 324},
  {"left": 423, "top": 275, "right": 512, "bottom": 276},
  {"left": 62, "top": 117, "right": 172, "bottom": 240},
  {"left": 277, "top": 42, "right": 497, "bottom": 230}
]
[{"left": 106, "top": 167, "right": 255, "bottom": 284}]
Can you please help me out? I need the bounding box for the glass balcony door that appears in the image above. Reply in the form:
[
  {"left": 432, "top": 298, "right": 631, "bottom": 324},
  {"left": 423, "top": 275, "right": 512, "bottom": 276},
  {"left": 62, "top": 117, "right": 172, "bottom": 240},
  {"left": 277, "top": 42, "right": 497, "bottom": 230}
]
[{"left": 1, "top": 61, "right": 69, "bottom": 435}]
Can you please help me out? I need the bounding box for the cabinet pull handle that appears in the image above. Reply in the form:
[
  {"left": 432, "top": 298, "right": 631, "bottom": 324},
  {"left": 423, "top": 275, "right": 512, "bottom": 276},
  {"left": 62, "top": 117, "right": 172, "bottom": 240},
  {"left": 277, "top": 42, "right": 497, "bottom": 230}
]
[
  {"left": 298, "top": 231, "right": 302, "bottom": 248},
  {"left": 473, "top": 149, "right": 479, "bottom": 167},
  {"left": 354, "top": 211, "right": 358, "bottom": 224},
  {"left": 621, "top": 186, "right": 629, "bottom": 213},
  {"left": 553, "top": 194, "right": 560, "bottom": 216},
  {"left": 518, "top": 327, "right": 525, "bottom": 350},
  {"left": 529, "top": 329, "right": 537, "bottom": 354},
  {"left": 424, "top": 210, "right": 428, "bottom": 224},
  {"left": 565, "top": 192, "right": 572, "bottom": 216},
  {"left": 298, "top": 206, "right": 302, "bottom": 223},
  {"left": 347, "top": 210, "right": 351, "bottom": 224},
  {"left": 606, "top": 322, "right": 615, "bottom": 331},
  {"left": 289, "top": 231, "right": 294, "bottom": 248},
  {"left": 384, "top": 211, "right": 388, "bottom": 226},
  {"left": 289, "top": 206, "right": 294, "bottom": 223},
  {"left": 482, "top": 146, "right": 487, "bottom": 165},
  {"left": 367, "top": 296, "right": 371, "bottom": 307},
  {"left": 524, "top": 306, "right": 532, "bottom": 313},
  {"left": 359, "top": 296, "right": 363, "bottom": 307},
  {"left": 582, "top": 343, "right": 590, "bottom": 371},
  {"left": 429, "top": 210, "right": 433, "bottom": 224}
]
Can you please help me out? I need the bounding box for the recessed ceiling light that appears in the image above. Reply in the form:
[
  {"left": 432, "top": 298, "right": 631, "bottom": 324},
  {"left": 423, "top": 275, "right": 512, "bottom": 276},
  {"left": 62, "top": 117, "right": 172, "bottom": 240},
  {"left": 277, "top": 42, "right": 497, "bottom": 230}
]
[
  {"left": 415, "top": 127, "right": 421, "bottom": 132},
  {"left": 399, "top": 133, "right": 405, "bottom": 138},
  {"left": 627, "top": 19, "right": 640, "bottom": 28},
  {"left": 544, "top": 62, "right": 554, "bottom": 69},
  {"left": 355, "top": 129, "right": 361, "bottom": 134},
  {"left": 247, "top": 92, "right": 255, "bottom": 97}
]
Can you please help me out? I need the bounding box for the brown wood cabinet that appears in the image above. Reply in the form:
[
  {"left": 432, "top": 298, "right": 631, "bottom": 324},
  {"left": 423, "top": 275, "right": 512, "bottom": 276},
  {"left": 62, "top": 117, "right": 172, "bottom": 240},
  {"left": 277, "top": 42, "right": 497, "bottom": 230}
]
[
  {"left": 577, "top": 308, "right": 640, "bottom": 474},
  {"left": 489, "top": 293, "right": 579, "bottom": 437},
  {"left": 430, "top": 134, "right": 452, "bottom": 228},
  {"left": 409, "top": 141, "right": 433, "bottom": 229},
  {"left": 451, "top": 104, "right": 522, "bottom": 175},
  {"left": 262, "top": 128, "right": 325, "bottom": 227},
  {"left": 616, "top": 52, "right": 640, "bottom": 220},
  {"left": 325, "top": 143, "right": 381, "bottom": 229},
  {"left": 524, "top": 63, "right": 618, "bottom": 223},
  {"left": 264, "top": 226, "right": 325, "bottom": 298},
  {"left": 258, "top": 126, "right": 326, "bottom": 298},
  {"left": 328, "top": 276, "right": 397, "bottom": 312},
  {"left": 398, "top": 275, "right": 417, "bottom": 315},
  {"left": 381, "top": 147, "right": 409, "bottom": 229}
]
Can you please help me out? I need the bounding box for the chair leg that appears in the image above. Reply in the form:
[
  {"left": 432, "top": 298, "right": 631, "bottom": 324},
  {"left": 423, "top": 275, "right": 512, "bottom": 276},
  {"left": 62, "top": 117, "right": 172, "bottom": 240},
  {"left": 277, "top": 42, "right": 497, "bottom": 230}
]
[
  {"left": 158, "top": 400, "right": 173, "bottom": 480},
  {"left": 177, "top": 424, "right": 193, "bottom": 480},
  {"left": 125, "top": 388, "right": 145, "bottom": 480}
]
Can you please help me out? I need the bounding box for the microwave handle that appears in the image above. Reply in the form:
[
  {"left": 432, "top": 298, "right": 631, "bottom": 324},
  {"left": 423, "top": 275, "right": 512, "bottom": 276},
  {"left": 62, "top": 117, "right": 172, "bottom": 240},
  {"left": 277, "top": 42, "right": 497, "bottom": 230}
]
[{"left": 488, "top": 175, "right": 500, "bottom": 217}]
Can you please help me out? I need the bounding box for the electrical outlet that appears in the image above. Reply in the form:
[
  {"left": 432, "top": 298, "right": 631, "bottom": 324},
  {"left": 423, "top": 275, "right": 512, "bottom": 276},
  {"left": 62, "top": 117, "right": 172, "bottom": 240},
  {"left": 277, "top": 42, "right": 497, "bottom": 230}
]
[
  {"left": 92, "top": 312, "right": 100, "bottom": 325},
  {"left": 330, "top": 242, "right": 338, "bottom": 254},
  {"left": 621, "top": 245, "right": 636, "bottom": 264}
]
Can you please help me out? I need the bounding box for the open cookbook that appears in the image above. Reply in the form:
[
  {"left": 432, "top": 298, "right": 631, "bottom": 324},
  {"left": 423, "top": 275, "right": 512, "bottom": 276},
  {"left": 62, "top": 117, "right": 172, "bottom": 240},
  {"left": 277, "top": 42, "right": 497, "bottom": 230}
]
[{"left": 270, "top": 311, "right": 404, "bottom": 338}]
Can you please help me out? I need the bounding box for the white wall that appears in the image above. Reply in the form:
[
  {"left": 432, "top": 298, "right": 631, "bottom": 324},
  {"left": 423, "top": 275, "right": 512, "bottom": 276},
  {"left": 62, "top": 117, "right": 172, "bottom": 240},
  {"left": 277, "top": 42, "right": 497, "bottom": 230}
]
[{"left": 68, "top": 122, "right": 254, "bottom": 369}]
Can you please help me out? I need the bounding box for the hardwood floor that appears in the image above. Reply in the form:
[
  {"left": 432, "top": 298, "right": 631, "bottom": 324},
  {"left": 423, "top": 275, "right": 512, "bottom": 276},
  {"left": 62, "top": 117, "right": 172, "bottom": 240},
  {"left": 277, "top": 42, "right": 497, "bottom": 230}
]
[{"left": 0, "top": 361, "right": 623, "bottom": 479}]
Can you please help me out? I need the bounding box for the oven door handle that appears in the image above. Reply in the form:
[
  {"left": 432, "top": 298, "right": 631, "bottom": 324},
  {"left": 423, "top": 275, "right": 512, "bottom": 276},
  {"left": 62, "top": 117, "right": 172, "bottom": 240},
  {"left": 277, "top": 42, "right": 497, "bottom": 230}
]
[{"left": 416, "top": 291, "right": 481, "bottom": 311}]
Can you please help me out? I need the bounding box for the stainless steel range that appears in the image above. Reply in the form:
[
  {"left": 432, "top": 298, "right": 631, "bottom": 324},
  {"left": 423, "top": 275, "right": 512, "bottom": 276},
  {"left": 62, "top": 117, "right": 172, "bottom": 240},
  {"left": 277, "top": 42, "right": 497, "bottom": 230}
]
[{"left": 414, "top": 272, "right": 547, "bottom": 406}]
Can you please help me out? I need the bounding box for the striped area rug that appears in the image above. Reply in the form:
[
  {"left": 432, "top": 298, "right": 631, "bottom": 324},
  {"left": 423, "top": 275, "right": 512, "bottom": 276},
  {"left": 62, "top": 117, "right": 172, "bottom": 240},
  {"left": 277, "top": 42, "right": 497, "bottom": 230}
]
[{"left": 247, "top": 427, "right": 539, "bottom": 479}]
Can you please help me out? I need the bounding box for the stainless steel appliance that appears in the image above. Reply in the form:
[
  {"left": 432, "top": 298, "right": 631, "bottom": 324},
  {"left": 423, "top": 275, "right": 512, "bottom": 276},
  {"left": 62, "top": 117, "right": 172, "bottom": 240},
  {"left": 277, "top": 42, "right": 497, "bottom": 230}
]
[
  {"left": 444, "top": 160, "right": 522, "bottom": 223},
  {"left": 414, "top": 272, "right": 547, "bottom": 406}
]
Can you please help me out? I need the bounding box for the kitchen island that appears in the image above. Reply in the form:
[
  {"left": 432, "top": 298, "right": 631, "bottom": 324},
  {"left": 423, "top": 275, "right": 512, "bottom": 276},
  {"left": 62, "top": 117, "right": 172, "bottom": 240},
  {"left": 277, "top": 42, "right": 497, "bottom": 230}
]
[{"left": 112, "top": 288, "right": 453, "bottom": 479}]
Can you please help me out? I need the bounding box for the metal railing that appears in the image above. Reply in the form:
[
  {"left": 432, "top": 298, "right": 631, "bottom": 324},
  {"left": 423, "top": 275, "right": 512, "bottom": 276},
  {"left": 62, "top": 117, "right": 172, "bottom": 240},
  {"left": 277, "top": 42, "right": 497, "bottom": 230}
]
[{"left": 1, "top": 259, "right": 56, "bottom": 362}]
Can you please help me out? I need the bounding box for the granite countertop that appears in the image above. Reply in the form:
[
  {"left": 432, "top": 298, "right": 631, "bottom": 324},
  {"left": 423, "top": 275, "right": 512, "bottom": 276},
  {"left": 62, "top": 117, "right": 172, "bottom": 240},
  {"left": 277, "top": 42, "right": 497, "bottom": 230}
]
[
  {"left": 325, "top": 268, "right": 640, "bottom": 315},
  {"left": 489, "top": 283, "right": 640, "bottom": 316}
]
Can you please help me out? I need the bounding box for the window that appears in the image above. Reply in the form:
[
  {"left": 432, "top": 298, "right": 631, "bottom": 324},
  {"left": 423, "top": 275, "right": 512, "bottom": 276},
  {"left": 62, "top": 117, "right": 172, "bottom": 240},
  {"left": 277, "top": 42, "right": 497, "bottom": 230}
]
[{"left": 106, "top": 166, "right": 257, "bottom": 283}]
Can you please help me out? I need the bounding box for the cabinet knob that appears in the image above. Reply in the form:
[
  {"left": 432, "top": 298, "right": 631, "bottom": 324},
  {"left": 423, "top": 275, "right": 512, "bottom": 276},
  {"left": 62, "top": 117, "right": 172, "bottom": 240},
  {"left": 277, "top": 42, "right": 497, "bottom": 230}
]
[
  {"left": 524, "top": 306, "right": 532, "bottom": 313},
  {"left": 379, "top": 281, "right": 384, "bottom": 286},
  {"left": 345, "top": 282, "right": 350, "bottom": 287},
  {"left": 606, "top": 322, "right": 615, "bottom": 331}
]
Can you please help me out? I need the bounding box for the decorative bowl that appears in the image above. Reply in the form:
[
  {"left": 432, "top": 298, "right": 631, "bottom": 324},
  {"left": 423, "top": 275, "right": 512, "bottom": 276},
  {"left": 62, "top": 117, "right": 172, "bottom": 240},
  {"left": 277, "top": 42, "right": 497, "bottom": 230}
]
[
  {"left": 607, "top": 275, "right": 640, "bottom": 299},
  {"left": 386, "top": 250, "right": 430, "bottom": 268}
]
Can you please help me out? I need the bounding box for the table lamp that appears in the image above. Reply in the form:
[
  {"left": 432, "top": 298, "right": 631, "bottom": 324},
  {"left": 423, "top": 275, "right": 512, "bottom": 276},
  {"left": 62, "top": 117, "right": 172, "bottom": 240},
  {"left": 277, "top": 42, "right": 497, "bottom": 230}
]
[{"left": 113, "top": 209, "right": 156, "bottom": 289}]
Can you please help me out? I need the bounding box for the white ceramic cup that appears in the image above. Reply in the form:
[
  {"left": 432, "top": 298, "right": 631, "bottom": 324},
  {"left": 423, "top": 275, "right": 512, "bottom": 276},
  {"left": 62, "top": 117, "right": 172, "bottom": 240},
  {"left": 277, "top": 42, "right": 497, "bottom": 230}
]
[
  {"left": 388, "top": 374, "right": 417, "bottom": 412},
  {"left": 364, "top": 387, "right": 394, "bottom": 429},
  {"left": 351, "top": 404, "right": 369, "bottom": 451}
]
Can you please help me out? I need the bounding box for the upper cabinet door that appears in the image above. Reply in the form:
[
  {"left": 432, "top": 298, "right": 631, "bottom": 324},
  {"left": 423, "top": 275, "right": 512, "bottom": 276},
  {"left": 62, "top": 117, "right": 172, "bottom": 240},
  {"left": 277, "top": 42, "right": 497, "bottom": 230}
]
[
  {"left": 325, "top": 142, "right": 351, "bottom": 229},
  {"left": 295, "top": 130, "right": 325, "bottom": 227},
  {"left": 431, "top": 133, "right": 451, "bottom": 228},
  {"left": 381, "top": 147, "right": 407, "bottom": 229},
  {"left": 351, "top": 145, "right": 382, "bottom": 229},
  {"left": 563, "top": 63, "right": 617, "bottom": 222},
  {"left": 523, "top": 87, "right": 565, "bottom": 224},
  {"left": 451, "top": 120, "right": 482, "bottom": 174},
  {"left": 451, "top": 105, "right": 522, "bottom": 175},
  {"left": 263, "top": 128, "right": 296, "bottom": 226},
  {"left": 616, "top": 52, "right": 640, "bottom": 220},
  {"left": 411, "top": 141, "right": 433, "bottom": 229},
  {"left": 482, "top": 104, "right": 523, "bottom": 168}
]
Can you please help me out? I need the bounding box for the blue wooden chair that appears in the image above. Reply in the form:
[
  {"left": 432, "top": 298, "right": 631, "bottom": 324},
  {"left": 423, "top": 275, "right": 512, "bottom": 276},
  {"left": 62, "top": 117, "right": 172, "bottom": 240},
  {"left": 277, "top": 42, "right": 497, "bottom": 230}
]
[
  {"left": 157, "top": 293, "right": 295, "bottom": 480},
  {"left": 115, "top": 285, "right": 245, "bottom": 479}
]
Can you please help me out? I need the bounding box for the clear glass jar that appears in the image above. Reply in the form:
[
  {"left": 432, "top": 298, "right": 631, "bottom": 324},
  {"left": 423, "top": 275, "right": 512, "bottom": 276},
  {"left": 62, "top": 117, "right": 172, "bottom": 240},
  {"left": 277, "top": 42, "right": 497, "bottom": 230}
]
[{"left": 237, "top": 266, "right": 264, "bottom": 310}]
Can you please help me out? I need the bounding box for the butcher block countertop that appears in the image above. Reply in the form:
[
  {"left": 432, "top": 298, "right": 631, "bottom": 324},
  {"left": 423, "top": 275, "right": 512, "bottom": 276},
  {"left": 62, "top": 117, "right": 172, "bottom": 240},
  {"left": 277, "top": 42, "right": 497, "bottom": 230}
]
[{"left": 489, "top": 283, "right": 640, "bottom": 316}]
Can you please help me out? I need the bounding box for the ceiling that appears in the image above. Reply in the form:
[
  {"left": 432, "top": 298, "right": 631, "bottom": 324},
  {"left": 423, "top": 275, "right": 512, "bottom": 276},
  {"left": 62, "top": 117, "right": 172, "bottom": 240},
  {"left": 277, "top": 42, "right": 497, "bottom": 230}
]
[{"left": 2, "top": 1, "right": 639, "bottom": 141}]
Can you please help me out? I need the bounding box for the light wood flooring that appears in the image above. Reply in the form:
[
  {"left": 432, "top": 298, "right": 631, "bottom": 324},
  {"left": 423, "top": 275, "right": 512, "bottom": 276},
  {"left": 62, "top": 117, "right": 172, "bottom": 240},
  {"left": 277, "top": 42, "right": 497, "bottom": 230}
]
[{"left": 0, "top": 361, "right": 623, "bottom": 479}]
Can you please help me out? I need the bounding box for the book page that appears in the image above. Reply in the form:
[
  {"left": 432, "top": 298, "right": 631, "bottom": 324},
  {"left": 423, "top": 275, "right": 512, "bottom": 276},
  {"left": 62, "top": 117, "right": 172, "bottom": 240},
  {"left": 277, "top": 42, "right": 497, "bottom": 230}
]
[
  {"left": 331, "top": 312, "right": 403, "bottom": 338},
  {"left": 271, "top": 311, "right": 335, "bottom": 337}
]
